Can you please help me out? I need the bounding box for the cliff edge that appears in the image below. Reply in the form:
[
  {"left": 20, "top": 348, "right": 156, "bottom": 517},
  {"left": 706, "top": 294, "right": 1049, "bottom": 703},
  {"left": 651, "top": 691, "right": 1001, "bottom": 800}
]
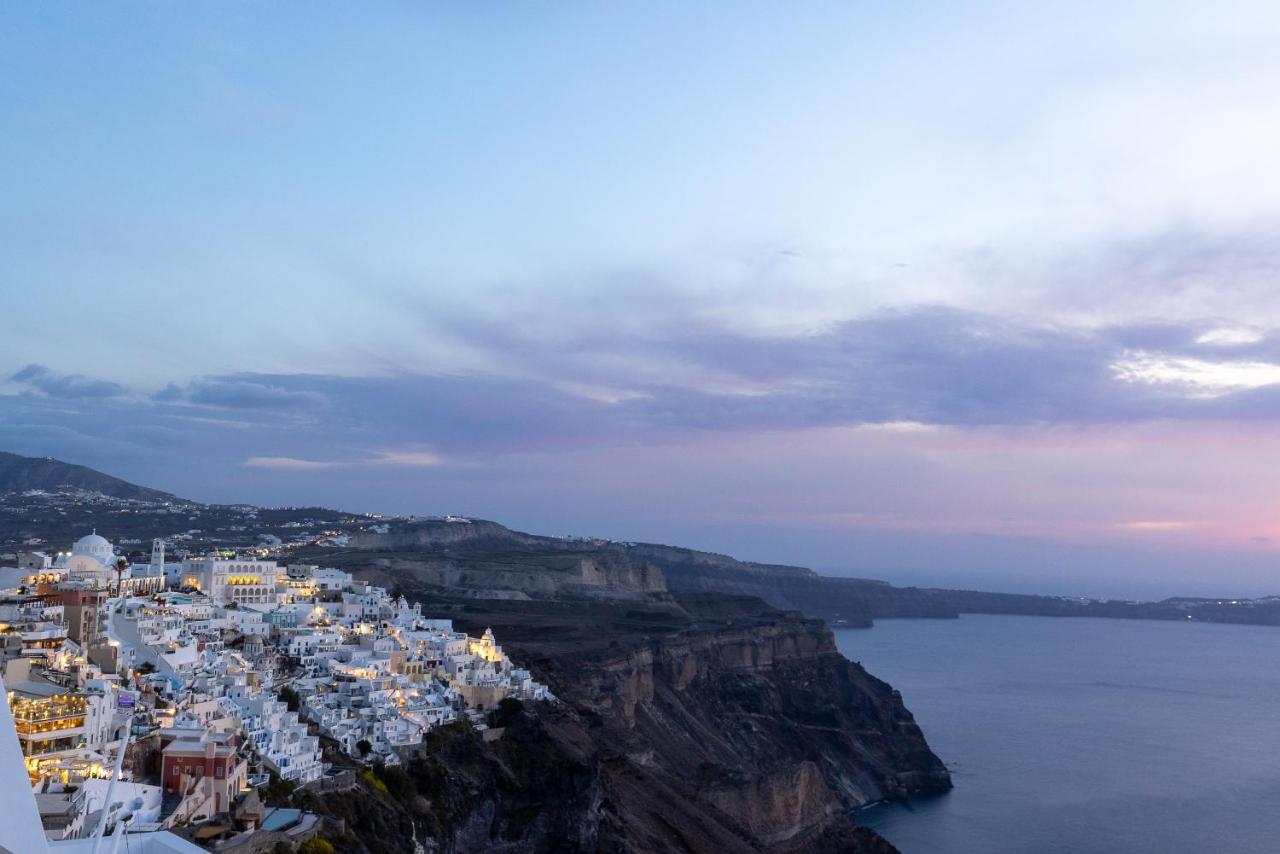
[{"left": 305, "top": 592, "right": 949, "bottom": 853}]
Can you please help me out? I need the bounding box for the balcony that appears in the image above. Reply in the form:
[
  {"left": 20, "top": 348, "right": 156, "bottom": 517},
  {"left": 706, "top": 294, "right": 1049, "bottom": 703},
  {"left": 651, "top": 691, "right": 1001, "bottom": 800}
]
[{"left": 9, "top": 693, "right": 88, "bottom": 745}]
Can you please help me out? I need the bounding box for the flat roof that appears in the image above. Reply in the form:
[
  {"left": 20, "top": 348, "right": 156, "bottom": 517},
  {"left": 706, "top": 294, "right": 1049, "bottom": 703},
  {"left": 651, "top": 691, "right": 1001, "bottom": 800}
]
[
  {"left": 7, "top": 681, "right": 69, "bottom": 698},
  {"left": 260, "top": 808, "right": 302, "bottom": 832}
]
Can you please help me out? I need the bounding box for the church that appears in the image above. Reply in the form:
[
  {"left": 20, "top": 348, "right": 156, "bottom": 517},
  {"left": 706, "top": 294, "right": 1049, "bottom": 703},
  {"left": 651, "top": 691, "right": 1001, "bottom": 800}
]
[{"left": 50, "top": 533, "right": 166, "bottom": 596}]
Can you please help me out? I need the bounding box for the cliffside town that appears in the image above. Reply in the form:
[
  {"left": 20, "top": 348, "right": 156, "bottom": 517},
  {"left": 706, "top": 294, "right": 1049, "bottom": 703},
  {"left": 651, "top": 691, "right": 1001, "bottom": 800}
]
[
  {"left": 0, "top": 459, "right": 953, "bottom": 853},
  {"left": 2, "top": 531, "right": 552, "bottom": 850}
]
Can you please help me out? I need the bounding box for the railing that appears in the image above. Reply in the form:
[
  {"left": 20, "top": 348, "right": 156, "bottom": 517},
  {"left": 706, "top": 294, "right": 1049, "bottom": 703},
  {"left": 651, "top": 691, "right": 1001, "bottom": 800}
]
[{"left": 15, "top": 715, "right": 86, "bottom": 734}]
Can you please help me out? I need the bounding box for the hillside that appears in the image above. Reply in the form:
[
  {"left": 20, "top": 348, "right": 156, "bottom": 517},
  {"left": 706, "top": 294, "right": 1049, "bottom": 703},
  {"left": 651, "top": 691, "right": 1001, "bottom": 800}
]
[
  {"left": 0, "top": 451, "right": 179, "bottom": 503},
  {"left": 0, "top": 456, "right": 1271, "bottom": 629},
  {"left": 619, "top": 542, "right": 954, "bottom": 625},
  {"left": 0, "top": 459, "right": 953, "bottom": 851},
  {"left": 305, "top": 590, "right": 950, "bottom": 853}
]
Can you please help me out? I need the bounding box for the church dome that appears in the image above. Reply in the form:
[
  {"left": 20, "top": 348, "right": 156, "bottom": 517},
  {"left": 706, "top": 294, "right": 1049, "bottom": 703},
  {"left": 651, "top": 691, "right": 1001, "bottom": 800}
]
[{"left": 72, "top": 532, "right": 114, "bottom": 560}]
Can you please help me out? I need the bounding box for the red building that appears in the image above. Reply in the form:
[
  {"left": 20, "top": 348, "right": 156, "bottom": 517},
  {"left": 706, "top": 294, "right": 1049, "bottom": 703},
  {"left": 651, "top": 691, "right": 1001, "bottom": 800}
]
[{"left": 161, "top": 740, "right": 244, "bottom": 813}]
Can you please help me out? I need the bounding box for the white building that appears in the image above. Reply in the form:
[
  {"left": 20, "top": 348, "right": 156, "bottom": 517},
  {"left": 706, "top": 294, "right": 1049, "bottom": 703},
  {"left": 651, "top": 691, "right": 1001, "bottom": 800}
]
[
  {"left": 219, "top": 689, "right": 323, "bottom": 784},
  {"left": 52, "top": 533, "right": 164, "bottom": 595},
  {"left": 1, "top": 674, "right": 207, "bottom": 854},
  {"left": 179, "top": 555, "right": 283, "bottom": 606}
]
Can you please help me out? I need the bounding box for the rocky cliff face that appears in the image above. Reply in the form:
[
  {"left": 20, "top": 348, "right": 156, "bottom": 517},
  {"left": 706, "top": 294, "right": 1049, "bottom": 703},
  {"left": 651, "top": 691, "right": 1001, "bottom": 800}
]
[
  {"left": 304, "top": 522, "right": 951, "bottom": 851},
  {"left": 544, "top": 595, "right": 951, "bottom": 811},
  {"left": 622, "top": 543, "right": 954, "bottom": 624},
  {"left": 310, "top": 593, "right": 949, "bottom": 854},
  {"left": 348, "top": 518, "right": 552, "bottom": 551},
  {"left": 332, "top": 520, "right": 667, "bottom": 600},
  {"left": 330, "top": 521, "right": 950, "bottom": 620},
  {"left": 358, "top": 549, "right": 666, "bottom": 600}
]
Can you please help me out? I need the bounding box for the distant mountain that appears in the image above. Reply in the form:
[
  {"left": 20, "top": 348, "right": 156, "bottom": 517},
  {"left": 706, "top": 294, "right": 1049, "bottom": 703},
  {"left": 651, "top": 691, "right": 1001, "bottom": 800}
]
[
  {"left": 0, "top": 451, "right": 180, "bottom": 503},
  {"left": 3, "top": 451, "right": 1275, "bottom": 631}
]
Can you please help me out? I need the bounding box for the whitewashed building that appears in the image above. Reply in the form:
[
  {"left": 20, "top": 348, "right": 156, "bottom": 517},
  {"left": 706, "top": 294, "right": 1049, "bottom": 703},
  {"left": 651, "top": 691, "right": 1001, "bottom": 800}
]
[{"left": 179, "top": 555, "right": 283, "bottom": 606}]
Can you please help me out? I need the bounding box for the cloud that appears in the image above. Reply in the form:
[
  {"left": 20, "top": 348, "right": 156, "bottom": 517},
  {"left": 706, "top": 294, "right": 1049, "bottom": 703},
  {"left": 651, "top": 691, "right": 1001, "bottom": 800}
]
[
  {"left": 372, "top": 450, "right": 443, "bottom": 467},
  {"left": 1114, "top": 521, "right": 1195, "bottom": 532},
  {"left": 8, "top": 364, "right": 125, "bottom": 399},
  {"left": 242, "top": 450, "right": 443, "bottom": 470},
  {"left": 1196, "top": 328, "right": 1264, "bottom": 346},
  {"left": 587, "top": 308, "right": 1178, "bottom": 431},
  {"left": 242, "top": 456, "right": 338, "bottom": 470},
  {"left": 157, "top": 379, "right": 328, "bottom": 411},
  {"left": 14, "top": 304, "right": 1280, "bottom": 475},
  {"left": 131, "top": 308, "right": 1280, "bottom": 466},
  {"left": 13, "top": 304, "right": 1280, "bottom": 523},
  {"left": 151, "top": 383, "right": 183, "bottom": 402},
  {"left": 1002, "top": 224, "right": 1280, "bottom": 328},
  {"left": 1112, "top": 353, "right": 1280, "bottom": 397}
]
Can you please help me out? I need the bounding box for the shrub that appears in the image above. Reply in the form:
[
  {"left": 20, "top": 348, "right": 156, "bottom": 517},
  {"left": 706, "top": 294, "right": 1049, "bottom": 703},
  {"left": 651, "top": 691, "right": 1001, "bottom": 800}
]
[
  {"left": 277, "top": 686, "right": 301, "bottom": 713},
  {"left": 361, "top": 768, "right": 390, "bottom": 796},
  {"left": 261, "top": 772, "right": 297, "bottom": 806},
  {"left": 491, "top": 696, "right": 524, "bottom": 727},
  {"left": 378, "top": 764, "right": 415, "bottom": 801}
]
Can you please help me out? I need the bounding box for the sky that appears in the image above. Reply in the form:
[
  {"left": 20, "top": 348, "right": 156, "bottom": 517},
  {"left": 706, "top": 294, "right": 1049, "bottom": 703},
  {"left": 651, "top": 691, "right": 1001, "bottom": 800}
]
[{"left": 4, "top": 2, "right": 1280, "bottom": 598}]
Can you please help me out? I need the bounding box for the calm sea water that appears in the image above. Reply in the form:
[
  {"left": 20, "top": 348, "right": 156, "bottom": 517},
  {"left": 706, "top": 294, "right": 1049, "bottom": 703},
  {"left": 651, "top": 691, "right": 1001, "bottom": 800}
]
[{"left": 836, "top": 615, "right": 1280, "bottom": 854}]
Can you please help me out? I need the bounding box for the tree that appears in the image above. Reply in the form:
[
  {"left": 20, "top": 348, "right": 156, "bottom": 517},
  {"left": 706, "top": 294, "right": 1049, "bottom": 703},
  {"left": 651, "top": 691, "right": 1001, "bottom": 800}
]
[
  {"left": 299, "top": 839, "right": 336, "bottom": 854},
  {"left": 261, "top": 772, "right": 297, "bottom": 807},
  {"left": 356, "top": 739, "right": 372, "bottom": 758},
  {"left": 114, "top": 557, "right": 129, "bottom": 597},
  {"left": 491, "top": 697, "right": 524, "bottom": 727},
  {"left": 277, "top": 686, "right": 301, "bottom": 713}
]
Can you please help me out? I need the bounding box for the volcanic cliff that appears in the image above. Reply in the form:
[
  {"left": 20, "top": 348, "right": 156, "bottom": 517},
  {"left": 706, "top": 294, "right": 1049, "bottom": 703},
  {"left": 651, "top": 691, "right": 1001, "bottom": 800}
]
[{"left": 297, "top": 583, "right": 949, "bottom": 853}]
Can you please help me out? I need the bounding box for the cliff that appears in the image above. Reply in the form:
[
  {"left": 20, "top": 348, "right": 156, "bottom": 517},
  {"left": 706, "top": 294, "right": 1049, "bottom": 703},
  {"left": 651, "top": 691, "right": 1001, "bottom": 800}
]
[
  {"left": 0, "top": 459, "right": 953, "bottom": 850},
  {"left": 622, "top": 543, "right": 954, "bottom": 624},
  {"left": 615, "top": 541, "right": 1280, "bottom": 628},
  {"left": 532, "top": 594, "right": 952, "bottom": 813},
  {"left": 331, "top": 520, "right": 666, "bottom": 600},
  {"left": 930, "top": 589, "right": 1280, "bottom": 625},
  {"left": 304, "top": 593, "right": 948, "bottom": 853}
]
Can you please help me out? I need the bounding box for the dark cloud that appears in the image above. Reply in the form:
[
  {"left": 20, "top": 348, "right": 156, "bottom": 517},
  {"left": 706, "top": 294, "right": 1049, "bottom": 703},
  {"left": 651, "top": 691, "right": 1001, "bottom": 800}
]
[
  {"left": 212, "top": 372, "right": 621, "bottom": 452},
  {"left": 9, "top": 364, "right": 126, "bottom": 399},
  {"left": 7, "top": 306, "right": 1280, "bottom": 494},
  {"left": 591, "top": 307, "right": 1280, "bottom": 430},
  {"left": 160, "top": 379, "right": 329, "bottom": 411},
  {"left": 126, "top": 307, "right": 1280, "bottom": 459}
]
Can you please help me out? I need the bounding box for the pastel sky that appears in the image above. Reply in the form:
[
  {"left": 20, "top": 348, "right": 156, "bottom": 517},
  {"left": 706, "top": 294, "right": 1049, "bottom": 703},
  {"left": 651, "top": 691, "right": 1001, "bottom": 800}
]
[{"left": 5, "top": 2, "right": 1280, "bottom": 597}]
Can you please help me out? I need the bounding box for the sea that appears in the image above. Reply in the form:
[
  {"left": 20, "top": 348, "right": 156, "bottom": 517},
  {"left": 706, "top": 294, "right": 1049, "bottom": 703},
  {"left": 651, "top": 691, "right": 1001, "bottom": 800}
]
[{"left": 835, "top": 614, "right": 1280, "bottom": 854}]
